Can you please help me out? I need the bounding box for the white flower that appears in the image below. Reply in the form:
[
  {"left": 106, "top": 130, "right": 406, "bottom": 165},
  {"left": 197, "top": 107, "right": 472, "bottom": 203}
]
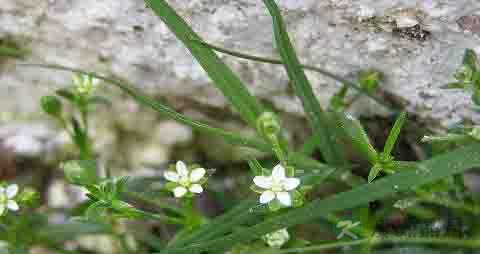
[
  {"left": 253, "top": 164, "right": 300, "bottom": 207},
  {"left": 164, "top": 161, "right": 206, "bottom": 198},
  {"left": 262, "top": 228, "right": 290, "bottom": 248},
  {"left": 0, "top": 184, "right": 19, "bottom": 216},
  {"left": 74, "top": 74, "right": 100, "bottom": 95}
]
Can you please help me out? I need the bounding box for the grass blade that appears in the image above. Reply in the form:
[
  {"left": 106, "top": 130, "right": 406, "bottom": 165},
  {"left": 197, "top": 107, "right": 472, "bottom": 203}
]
[
  {"left": 144, "top": 0, "right": 264, "bottom": 127},
  {"left": 20, "top": 63, "right": 270, "bottom": 152},
  {"left": 0, "top": 45, "right": 27, "bottom": 58},
  {"left": 333, "top": 112, "right": 378, "bottom": 164},
  {"left": 159, "top": 142, "right": 480, "bottom": 254},
  {"left": 382, "top": 112, "right": 407, "bottom": 156},
  {"left": 262, "top": 0, "right": 346, "bottom": 165}
]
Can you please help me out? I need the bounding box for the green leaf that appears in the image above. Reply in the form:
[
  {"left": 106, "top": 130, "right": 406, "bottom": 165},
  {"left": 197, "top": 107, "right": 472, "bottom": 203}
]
[
  {"left": 61, "top": 160, "right": 98, "bottom": 185},
  {"left": 368, "top": 164, "right": 383, "bottom": 183},
  {"left": 56, "top": 88, "right": 76, "bottom": 102},
  {"left": 248, "top": 158, "right": 264, "bottom": 176},
  {"left": 333, "top": 112, "right": 378, "bottom": 164},
  {"left": 158, "top": 143, "right": 480, "bottom": 254},
  {"left": 463, "top": 49, "right": 478, "bottom": 72},
  {"left": 144, "top": 0, "right": 264, "bottom": 127},
  {"left": 21, "top": 63, "right": 271, "bottom": 153},
  {"left": 0, "top": 45, "right": 27, "bottom": 59},
  {"left": 262, "top": 0, "right": 346, "bottom": 165},
  {"left": 382, "top": 112, "right": 407, "bottom": 156}
]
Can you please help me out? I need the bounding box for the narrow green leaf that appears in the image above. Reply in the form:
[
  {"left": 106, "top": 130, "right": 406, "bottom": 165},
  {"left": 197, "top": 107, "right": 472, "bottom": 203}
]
[
  {"left": 262, "top": 0, "right": 346, "bottom": 165},
  {"left": 299, "top": 132, "right": 322, "bottom": 156},
  {"left": 368, "top": 164, "right": 382, "bottom": 183},
  {"left": 0, "top": 45, "right": 27, "bottom": 58},
  {"left": 383, "top": 112, "right": 407, "bottom": 156},
  {"left": 144, "top": 0, "right": 264, "bottom": 127},
  {"left": 333, "top": 112, "right": 378, "bottom": 164},
  {"left": 463, "top": 49, "right": 478, "bottom": 72},
  {"left": 21, "top": 63, "right": 271, "bottom": 153},
  {"left": 159, "top": 143, "right": 480, "bottom": 254},
  {"left": 248, "top": 158, "right": 264, "bottom": 176}
]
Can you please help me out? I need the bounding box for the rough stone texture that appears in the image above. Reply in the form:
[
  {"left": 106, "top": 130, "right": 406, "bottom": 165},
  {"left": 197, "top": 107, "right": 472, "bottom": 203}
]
[{"left": 1, "top": 0, "right": 480, "bottom": 130}]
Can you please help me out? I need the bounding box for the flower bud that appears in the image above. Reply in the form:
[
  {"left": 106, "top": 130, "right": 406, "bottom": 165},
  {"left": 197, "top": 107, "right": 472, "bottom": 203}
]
[
  {"left": 257, "top": 112, "right": 281, "bottom": 137},
  {"left": 62, "top": 160, "right": 98, "bottom": 185},
  {"left": 262, "top": 228, "right": 290, "bottom": 248},
  {"left": 40, "top": 96, "right": 63, "bottom": 117}
]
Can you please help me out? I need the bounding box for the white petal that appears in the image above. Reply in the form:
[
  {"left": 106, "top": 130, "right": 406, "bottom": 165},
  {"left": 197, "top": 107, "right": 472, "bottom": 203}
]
[
  {"left": 6, "top": 184, "right": 18, "bottom": 199},
  {"left": 282, "top": 178, "right": 300, "bottom": 191},
  {"left": 176, "top": 161, "right": 189, "bottom": 177},
  {"left": 0, "top": 205, "right": 4, "bottom": 215},
  {"left": 259, "top": 191, "right": 276, "bottom": 204},
  {"left": 173, "top": 186, "right": 188, "bottom": 198},
  {"left": 6, "top": 200, "right": 19, "bottom": 211},
  {"left": 189, "top": 168, "right": 206, "bottom": 182},
  {"left": 0, "top": 187, "right": 4, "bottom": 193},
  {"left": 164, "top": 171, "right": 180, "bottom": 182},
  {"left": 189, "top": 184, "right": 203, "bottom": 194},
  {"left": 253, "top": 176, "right": 273, "bottom": 189},
  {"left": 276, "top": 192, "right": 292, "bottom": 206},
  {"left": 272, "top": 164, "right": 286, "bottom": 180}
]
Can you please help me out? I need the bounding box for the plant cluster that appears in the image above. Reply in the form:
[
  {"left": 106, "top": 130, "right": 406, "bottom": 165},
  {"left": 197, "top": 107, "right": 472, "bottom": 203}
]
[{"left": 2, "top": 1, "right": 480, "bottom": 254}]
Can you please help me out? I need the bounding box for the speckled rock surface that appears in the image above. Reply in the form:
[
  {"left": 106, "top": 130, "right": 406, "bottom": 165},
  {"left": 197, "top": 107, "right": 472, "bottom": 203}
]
[{"left": 1, "top": 0, "right": 480, "bottom": 129}]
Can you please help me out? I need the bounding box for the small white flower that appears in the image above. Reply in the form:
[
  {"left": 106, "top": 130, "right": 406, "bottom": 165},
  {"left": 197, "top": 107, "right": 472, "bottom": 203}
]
[
  {"left": 262, "top": 228, "right": 290, "bottom": 248},
  {"left": 0, "top": 184, "right": 20, "bottom": 216},
  {"left": 164, "top": 161, "right": 206, "bottom": 198},
  {"left": 253, "top": 164, "right": 300, "bottom": 207},
  {"left": 74, "top": 74, "right": 100, "bottom": 95}
]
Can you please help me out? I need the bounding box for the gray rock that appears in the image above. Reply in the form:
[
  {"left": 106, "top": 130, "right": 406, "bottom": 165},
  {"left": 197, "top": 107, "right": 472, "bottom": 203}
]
[{"left": 1, "top": 0, "right": 480, "bottom": 130}]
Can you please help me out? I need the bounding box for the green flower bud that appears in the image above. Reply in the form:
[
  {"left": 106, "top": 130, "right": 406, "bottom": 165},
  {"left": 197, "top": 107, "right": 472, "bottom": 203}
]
[
  {"left": 472, "top": 89, "right": 480, "bottom": 106},
  {"left": 359, "top": 70, "right": 381, "bottom": 94},
  {"left": 40, "top": 96, "right": 63, "bottom": 116},
  {"left": 257, "top": 112, "right": 282, "bottom": 137},
  {"left": 454, "top": 65, "right": 473, "bottom": 83},
  {"left": 62, "top": 160, "right": 98, "bottom": 185},
  {"left": 469, "top": 126, "right": 480, "bottom": 141}
]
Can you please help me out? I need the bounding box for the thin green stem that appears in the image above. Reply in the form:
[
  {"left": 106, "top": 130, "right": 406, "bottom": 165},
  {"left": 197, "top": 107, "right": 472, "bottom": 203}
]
[{"left": 192, "top": 39, "right": 396, "bottom": 112}]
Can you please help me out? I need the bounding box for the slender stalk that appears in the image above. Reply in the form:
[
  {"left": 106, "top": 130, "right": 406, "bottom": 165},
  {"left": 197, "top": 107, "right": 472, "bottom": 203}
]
[{"left": 191, "top": 39, "right": 396, "bottom": 112}]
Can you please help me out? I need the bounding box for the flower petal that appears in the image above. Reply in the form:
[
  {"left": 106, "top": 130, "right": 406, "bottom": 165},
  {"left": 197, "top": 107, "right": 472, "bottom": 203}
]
[
  {"left": 6, "top": 184, "right": 18, "bottom": 199},
  {"left": 0, "top": 205, "right": 4, "bottom": 216},
  {"left": 276, "top": 192, "right": 292, "bottom": 207},
  {"left": 173, "top": 186, "right": 188, "bottom": 198},
  {"left": 189, "top": 168, "right": 206, "bottom": 182},
  {"left": 282, "top": 178, "right": 300, "bottom": 191},
  {"left": 6, "top": 200, "right": 19, "bottom": 211},
  {"left": 253, "top": 176, "right": 273, "bottom": 189},
  {"left": 272, "top": 164, "right": 286, "bottom": 180},
  {"left": 176, "top": 161, "right": 189, "bottom": 177},
  {"left": 0, "top": 187, "right": 4, "bottom": 193},
  {"left": 189, "top": 184, "right": 204, "bottom": 194},
  {"left": 164, "top": 171, "right": 180, "bottom": 183},
  {"left": 259, "top": 190, "right": 275, "bottom": 204}
]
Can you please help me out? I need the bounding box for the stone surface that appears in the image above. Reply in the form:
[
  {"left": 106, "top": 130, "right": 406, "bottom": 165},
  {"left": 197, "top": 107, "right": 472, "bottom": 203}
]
[{"left": 1, "top": 0, "right": 480, "bottom": 130}]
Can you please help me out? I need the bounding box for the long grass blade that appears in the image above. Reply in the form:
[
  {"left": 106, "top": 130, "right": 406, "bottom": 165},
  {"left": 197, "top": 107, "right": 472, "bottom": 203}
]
[
  {"left": 262, "top": 0, "right": 346, "bottom": 165},
  {"left": 20, "top": 63, "right": 270, "bottom": 152},
  {"left": 159, "top": 142, "right": 480, "bottom": 254},
  {"left": 144, "top": 0, "right": 264, "bottom": 127}
]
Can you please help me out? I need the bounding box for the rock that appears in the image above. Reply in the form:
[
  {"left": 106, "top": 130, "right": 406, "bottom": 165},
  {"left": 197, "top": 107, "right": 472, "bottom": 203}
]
[
  {"left": 153, "top": 121, "right": 193, "bottom": 146},
  {"left": 1, "top": 0, "right": 480, "bottom": 131},
  {"left": 47, "top": 180, "right": 88, "bottom": 208},
  {"left": 0, "top": 123, "right": 68, "bottom": 160}
]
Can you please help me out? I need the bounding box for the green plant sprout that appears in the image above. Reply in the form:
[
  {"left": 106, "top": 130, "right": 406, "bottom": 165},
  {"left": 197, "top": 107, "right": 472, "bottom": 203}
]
[
  {"left": 444, "top": 49, "right": 480, "bottom": 105},
  {"left": 4, "top": 0, "right": 479, "bottom": 253}
]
